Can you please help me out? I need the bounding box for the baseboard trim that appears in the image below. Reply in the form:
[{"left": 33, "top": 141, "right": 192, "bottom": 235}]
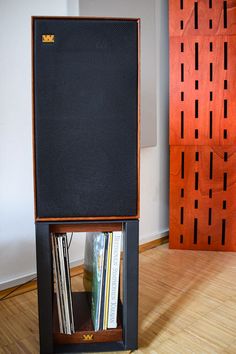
[
  {"left": 139, "top": 234, "right": 169, "bottom": 253},
  {"left": 0, "top": 264, "right": 85, "bottom": 301},
  {"left": 0, "top": 233, "right": 169, "bottom": 300}
]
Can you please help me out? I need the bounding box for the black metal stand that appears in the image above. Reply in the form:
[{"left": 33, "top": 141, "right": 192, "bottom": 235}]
[{"left": 35, "top": 220, "right": 139, "bottom": 354}]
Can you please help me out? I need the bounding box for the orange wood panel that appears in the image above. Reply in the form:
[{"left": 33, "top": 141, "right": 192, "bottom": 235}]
[
  {"left": 170, "top": 146, "right": 236, "bottom": 251},
  {"left": 169, "top": 0, "right": 236, "bottom": 251},
  {"left": 169, "top": 0, "right": 236, "bottom": 37},
  {"left": 170, "top": 35, "right": 236, "bottom": 145}
]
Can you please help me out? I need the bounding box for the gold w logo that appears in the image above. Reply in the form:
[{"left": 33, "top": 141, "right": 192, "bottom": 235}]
[
  {"left": 42, "top": 34, "right": 55, "bottom": 43},
  {"left": 82, "top": 334, "right": 94, "bottom": 341}
]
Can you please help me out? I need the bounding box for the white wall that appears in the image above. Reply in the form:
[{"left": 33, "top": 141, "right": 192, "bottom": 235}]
[
  {"left": 0, "top": 0, "right": 85, "bottom": 290},
  {"left": 78, "top": 0, "right": 169, "bottom": 243},
  {"left": 140, "top": 0, "right": 169, "bottom": 243},
  {"left": 0, "top": 0, "right": 169, "bottom": 290}
]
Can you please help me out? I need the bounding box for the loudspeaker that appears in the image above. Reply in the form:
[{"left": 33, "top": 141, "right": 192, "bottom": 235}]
[{"left": 32, "top": 17, "right": 140, "bottom": 221}]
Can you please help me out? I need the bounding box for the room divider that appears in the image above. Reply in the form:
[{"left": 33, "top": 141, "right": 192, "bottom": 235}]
[{"left": 169, "top": 0, "right": 236, "bottom": 251}]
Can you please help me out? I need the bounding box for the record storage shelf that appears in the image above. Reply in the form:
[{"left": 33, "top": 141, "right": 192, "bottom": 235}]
[{"left": 35, "top": 220, "right": 139, "bottom": 353}]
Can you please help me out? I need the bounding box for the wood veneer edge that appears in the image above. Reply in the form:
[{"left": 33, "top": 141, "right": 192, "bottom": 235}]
[
  {"left": 36, "top": 215, "right": 139, "bottom": 222},
  {"left": 31, "top": 17, "right": 37, "bottom": 221},
  {"left": 137, "top": 19, "right": 141, "bottom": 219},
  {"left": 32, "top": 16, "right": 141, "bottom": 21},
  {"left": 50, "top": 223, "right": 123, "bottom": 233}
]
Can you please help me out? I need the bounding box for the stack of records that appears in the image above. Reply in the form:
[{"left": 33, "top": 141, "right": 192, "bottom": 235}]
[
  {"left": 83, "top": 231, "right": 122, "bottom": 331},
  {"left": 51, "top": 233, "right": 75, "bottom": 334}
]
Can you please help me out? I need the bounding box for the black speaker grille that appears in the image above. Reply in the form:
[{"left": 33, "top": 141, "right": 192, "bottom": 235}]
[{"left": 33, "top": 18, "right": 138, "bottom": 218}]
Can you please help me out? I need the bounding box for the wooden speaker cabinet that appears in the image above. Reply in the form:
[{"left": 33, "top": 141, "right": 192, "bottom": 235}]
[
  {"left": 32, "top": 17, "right": 140, "bottom": 222},
  {"left": 169, "top": 0, "right": 236, "bottom": 251},
  {"left": 32, "top": 17, "right": 140, "bottom": 354}
]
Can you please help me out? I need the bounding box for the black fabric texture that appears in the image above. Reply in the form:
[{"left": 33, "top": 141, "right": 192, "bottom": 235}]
[{"left": 34, "top": 18, "right": 138, "bottom": 218}]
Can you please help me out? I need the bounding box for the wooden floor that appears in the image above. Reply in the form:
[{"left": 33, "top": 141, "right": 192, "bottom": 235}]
[{"left": 1, "top": 244, "right": 236, "bottom": 353}]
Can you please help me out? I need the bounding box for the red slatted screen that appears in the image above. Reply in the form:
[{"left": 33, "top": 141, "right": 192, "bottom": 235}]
[{"left": 169, "top": 0, "right": 236, "bottom": 251}]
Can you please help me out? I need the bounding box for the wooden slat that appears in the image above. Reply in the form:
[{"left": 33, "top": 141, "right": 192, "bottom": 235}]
[
  {"left": 36, "top": 215, "right": 139, "bottom": 222},
  {"left": 50, "top": 223, "right": 123, "bottom": 233}
]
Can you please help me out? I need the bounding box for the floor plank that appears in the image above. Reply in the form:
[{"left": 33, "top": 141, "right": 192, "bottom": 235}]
[{"left": 1, "top": 244, "right": 236, "bottom": 353}]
